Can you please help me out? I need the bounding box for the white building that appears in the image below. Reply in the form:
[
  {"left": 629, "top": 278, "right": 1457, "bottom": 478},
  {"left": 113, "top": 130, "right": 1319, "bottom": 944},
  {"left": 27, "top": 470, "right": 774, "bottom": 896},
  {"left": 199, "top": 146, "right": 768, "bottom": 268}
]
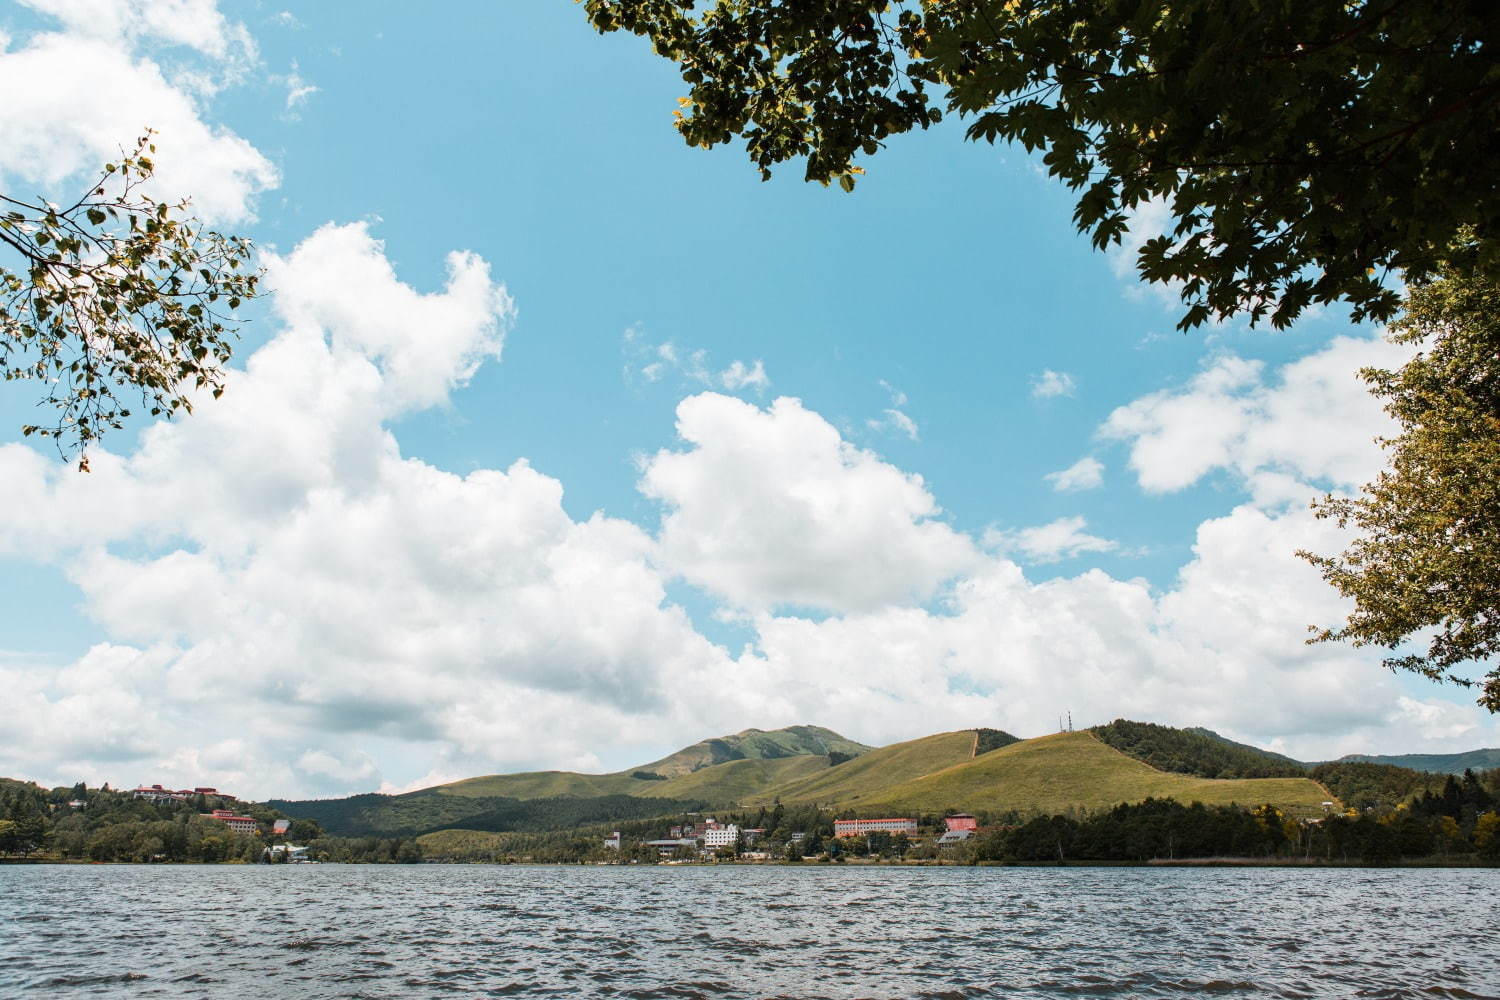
[
  {"left": 702, "top": 824, "right": 739, "bottom": 849},
  {"left": 604, "top": 831, "right": 621, "bottom": 850}
]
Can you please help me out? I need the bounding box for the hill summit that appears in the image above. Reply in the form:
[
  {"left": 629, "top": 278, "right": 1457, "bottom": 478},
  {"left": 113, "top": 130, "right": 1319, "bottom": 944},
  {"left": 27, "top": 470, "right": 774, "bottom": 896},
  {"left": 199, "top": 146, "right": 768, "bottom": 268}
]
[{"left": 636, "top": 725, "right": 871, "bottom": 778}]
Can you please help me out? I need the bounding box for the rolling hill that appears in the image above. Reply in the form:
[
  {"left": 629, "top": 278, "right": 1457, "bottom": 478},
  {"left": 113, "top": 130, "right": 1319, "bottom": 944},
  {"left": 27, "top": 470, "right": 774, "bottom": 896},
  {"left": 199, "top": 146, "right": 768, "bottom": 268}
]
[
  {"left": 636, "top": 754, "right": 832, "bottom": 802},
  {"left": 270, "top": 721, "right": 1500, "bottom": 838},
  {"left": 1331, "top": 748, "right": 1500, "bottom": 775},
  {"left": 634, "top": 725, "right": 870, "bottom": 777},
  {"left": 1092, "top": 719, "right": 1308, "bottom": 779},
  {"left": 747, "top": 730, "right": 989, "bottom": 806},
  {"left": 436, "top": 724, "right": 869, "bottom": 800},
  {"left": 851, "top": 731, "right": 1336, "bottom": 818}
]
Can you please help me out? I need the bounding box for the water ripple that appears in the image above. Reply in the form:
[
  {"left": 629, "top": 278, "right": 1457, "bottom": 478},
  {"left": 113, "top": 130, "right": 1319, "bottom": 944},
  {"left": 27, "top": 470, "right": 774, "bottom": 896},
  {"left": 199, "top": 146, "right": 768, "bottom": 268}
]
[{"left": 1, "top": 865, "right": 1497, "bottom": 998}]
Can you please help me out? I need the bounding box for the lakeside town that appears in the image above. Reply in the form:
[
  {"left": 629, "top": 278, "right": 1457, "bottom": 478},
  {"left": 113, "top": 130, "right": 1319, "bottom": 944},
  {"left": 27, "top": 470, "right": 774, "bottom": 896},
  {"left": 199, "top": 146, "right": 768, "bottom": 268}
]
[{"left": 617, "top": 814, "right": 981, "bottom": 862}]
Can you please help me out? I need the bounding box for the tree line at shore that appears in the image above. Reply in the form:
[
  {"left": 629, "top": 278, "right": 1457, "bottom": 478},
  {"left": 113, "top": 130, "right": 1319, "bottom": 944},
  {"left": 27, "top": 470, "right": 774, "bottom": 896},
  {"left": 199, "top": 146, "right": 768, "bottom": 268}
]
[{"left": 5, "top": 767, "right": 1497, "bottom": 867}]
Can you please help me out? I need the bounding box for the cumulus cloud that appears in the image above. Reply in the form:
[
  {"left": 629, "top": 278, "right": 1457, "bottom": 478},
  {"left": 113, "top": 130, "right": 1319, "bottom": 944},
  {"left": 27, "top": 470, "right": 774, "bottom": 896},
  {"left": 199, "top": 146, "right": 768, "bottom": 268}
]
[
  {"left": 18, "top": 0, "right": 256, "bottom": 67},
  {"left": 0, "top": 0, "right": 276, "bottom": 223},
  {"left": 1031, "top": 369, "right": 1076, "bottom": 399},
  {"left": 718, "top": 359, "right": 769, "bottom": 392},
  {"left": 2, "top": 261, "right": 1492, "bottom": 796},
  {"left": 0, "top": 226, "right": 750, "bottom": 797},
  {"left": 741, "top": 499, "right": 1498, "bottom": 760},
  {"left": 641, "top": 394, "right": 978, "bottom": 613},
  {"left": 1045, "top": 456, "right": 1104, "bottom": 493},
  {"left": 1102, "top": 335, "right": 1413, "bottom": 497},
  {"left": 985, "top": 516, "right": 1117, "bottom": 564}
]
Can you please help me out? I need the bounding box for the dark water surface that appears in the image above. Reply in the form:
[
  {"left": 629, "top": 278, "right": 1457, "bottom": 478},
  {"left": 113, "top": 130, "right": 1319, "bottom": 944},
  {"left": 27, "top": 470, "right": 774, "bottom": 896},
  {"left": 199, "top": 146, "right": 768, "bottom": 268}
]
[{"left": 2, "top": 864, "right": 1496, "bottom": 998}]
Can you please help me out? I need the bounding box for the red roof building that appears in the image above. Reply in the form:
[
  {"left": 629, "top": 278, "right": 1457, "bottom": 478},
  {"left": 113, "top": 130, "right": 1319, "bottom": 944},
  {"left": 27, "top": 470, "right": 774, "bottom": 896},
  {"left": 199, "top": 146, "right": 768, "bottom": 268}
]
[
  {"left": 207, "top": 810, "right": 259, "bottom": 835},
  {"left": 833, "top": 817, "right": 917, "bottom": 838},
  {"left": 944, "top": 814, "right": 978, "bottom": 832}
]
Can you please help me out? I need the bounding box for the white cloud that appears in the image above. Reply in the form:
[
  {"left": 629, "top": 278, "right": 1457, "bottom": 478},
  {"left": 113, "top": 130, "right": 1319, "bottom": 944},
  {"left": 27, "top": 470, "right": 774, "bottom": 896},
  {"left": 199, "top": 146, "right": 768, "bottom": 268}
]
[
  {"left": 1045, "top": 456, "right": 1104, "bottom": 493},
  {"left": 869, "top": 408, "right": 920, "bottom": 441},
  {"left": 0, "top": 226, "right": 753, "bottom": 797},
  {"left": 0, "top": 1, "right": 275, "bottom": 223},
  {"left": 1102, "top": 335, "right": 1413, "bottom": 496},
  {"left": 868, "top": 380, "right": 919, "bottom": 440},
  {"left": 741, "top": 499, "right": 1499, "bottom": 759},
  {"left": 267, "top": 223, "right": 511, "bottom": 413},
  {"left": 280, "top": 63, "right": 318, "bottom": 113},
  {"left": 2, "top": 264, "right": 1492, "bottom": 796},
  {"left": 985, "top": 516, "right": 1116, "bottom": 564},
  {"left": 18, "top": 0, "right": 256, "bottom": 67},
  {"left": 622, "top": 328, "right": 768, "bottom": 395},
  {"left": 641, "top": 394, "right": 977, "bottom": 613},
  {"left": 1031, "top": 369, "right": 1076, "bottom": 399},
  {"left": 1107, "top": 197, "right": 1185, "bottom": 312},
  {"left": 718, "top": 358, "right": 769, "bottom": 392}
]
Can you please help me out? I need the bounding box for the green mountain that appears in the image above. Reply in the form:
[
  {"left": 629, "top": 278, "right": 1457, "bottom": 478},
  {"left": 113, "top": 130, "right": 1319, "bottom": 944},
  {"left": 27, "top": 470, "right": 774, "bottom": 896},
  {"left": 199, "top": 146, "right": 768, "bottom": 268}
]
[
  {"left": 1091, "top": 719, "right": 1308, "bottom": 779},
  {"left": 750, "top": 730, "right": 987, "bottom": 806},
  {"left": 852, "top": 731, "right": 1334, "bottom": 818},
  {"left": 267, "top": 721, "right": 1497, "bottom": 839},
  {"left": 436, "top": 724, "right": 870, "bottom": 800},
  {"left": 633, "top": 724, "right": 871, "bottom": 778},
  {"left": 1186, "top": 727, "right": 1306, "bottom": 767},
  {"left": 1332, "top": 748, "right": 1500, "bottom": 775}
]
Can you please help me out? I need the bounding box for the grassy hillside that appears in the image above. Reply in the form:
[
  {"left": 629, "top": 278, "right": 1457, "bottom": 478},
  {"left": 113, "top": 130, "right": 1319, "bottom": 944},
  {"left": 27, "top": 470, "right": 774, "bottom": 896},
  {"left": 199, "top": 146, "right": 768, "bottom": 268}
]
[
  {"left": 1333, "top": 748, "right": 1500, "bottom": 775},
  {"left": 635, "top": 725, "right": 871, "bottom": 778},
  {"left": 433, "top": 724, "right": 870, "bottom": 799},
  {"left": 1092, "top": 719, "right": 1308, "bottom": 779},
  {"left": 854, "top": 732, "right": 1336, "bottom": 818},
  {"left": 750, "top": 730, "right": 981, "bottom": 806},
  {"left": 638, "top": 755, "right": 832, "bottom": 804}
]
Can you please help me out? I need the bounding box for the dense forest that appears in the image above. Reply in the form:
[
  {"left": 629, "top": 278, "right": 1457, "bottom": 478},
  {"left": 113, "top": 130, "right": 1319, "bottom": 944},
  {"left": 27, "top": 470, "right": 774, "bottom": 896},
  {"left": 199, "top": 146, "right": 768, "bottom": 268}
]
[
  {"left": 1091, "top": 720, "right": 1310, "bottom": 779},
  {"left": 266, "top": 790, "right": 709, "bottom": 838},
  {"left": 1089, "top": 720, "right": 1453, "bottom": 811},
  {"left": 0, "top": 779, "right": 411, "bottom": 864}
]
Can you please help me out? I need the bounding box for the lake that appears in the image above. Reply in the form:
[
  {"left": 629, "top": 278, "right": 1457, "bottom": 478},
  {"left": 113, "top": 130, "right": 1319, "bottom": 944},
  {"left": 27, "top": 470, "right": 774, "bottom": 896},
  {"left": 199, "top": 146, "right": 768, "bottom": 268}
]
[{"left": 2, "top": 864, "right": 1496, "bottom": 998}]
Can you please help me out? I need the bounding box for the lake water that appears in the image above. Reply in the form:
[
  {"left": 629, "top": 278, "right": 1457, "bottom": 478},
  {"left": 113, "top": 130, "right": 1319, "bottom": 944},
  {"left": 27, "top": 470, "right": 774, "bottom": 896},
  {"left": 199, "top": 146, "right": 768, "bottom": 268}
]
[{"left": 2, "top": 864, "right": 1496, "bottom": 998}]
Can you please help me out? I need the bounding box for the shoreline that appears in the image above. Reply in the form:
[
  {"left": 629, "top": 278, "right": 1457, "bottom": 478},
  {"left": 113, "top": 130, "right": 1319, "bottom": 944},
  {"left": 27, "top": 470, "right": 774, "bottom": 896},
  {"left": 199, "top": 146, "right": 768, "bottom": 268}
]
[{"left": 5, "top": 855, "right": 1494, "bottom": 870}]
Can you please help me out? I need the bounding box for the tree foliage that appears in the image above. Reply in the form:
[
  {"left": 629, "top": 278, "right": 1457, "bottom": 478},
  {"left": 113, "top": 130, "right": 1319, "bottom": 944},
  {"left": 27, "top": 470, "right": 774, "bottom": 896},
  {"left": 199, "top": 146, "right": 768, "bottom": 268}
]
[
  {"left": 0, "top": 133, "right": 259, "bottom": 463},
  {"left": 583, "top": 0, "right": 1499, "bottom": 329},
  {"left": 1300, "top": 258, "right": 1500, "bottom": 711},
  {"left": 1091, "top": 719, "right": 1309, "bottom": 779}
]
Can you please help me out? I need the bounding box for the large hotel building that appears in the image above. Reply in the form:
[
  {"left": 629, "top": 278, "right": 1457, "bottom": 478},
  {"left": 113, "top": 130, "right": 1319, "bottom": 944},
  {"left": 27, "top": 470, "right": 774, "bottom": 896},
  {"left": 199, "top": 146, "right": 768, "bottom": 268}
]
[{"left": 833, "top": 817, "right": 917, "bottom": 838}]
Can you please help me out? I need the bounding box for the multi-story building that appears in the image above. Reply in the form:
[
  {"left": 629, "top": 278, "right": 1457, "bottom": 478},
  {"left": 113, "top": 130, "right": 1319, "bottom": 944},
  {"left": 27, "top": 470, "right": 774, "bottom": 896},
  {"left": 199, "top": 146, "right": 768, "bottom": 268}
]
[
  {"left": 833, "top": 817, "right": 917, "bottom": 838},
  {"left": 133, "top": 784, "right": 232, "bottom": 803},
  {"left": 603, "top": 831, "right": 622, "bottom": 850},
  {"left": 701, "top": 824, "right": 740, "bottom": 849},
  {"left": 132, "top": 784, "right": 191, "bottom": 803},
  {"left": 207, "top": 809, "right": 259, "bottom": 835},
  {"left": 944, "top": 814, "right": 978, "bottom": 832}
]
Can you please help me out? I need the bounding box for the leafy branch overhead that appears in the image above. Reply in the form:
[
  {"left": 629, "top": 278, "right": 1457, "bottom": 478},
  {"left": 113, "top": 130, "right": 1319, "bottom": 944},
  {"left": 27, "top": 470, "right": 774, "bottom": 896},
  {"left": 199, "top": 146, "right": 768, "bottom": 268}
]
[
  {"left": 0, "top": 132, "right": 260, "bottom": 465},
  {"left": 583, "top": 0, "right": 1500, "bottom": 329},
  {"left": 1300, "top": 257, "right": 1500, "bottom": 712}
]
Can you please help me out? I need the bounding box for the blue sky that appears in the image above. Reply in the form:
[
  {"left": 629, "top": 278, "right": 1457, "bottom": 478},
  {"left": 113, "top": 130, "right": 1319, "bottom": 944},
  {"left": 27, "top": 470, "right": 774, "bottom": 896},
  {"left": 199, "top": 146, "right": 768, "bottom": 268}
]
[{"left": 0, "top": 1, "right": 1493, "bottom": 798}]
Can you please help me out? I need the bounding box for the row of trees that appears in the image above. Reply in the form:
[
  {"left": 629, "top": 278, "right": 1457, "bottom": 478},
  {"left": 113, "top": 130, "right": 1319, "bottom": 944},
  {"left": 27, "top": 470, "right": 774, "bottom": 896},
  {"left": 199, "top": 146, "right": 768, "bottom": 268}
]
[{"left": 0, "top": 779, "right": 333, "bottom": 863}]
